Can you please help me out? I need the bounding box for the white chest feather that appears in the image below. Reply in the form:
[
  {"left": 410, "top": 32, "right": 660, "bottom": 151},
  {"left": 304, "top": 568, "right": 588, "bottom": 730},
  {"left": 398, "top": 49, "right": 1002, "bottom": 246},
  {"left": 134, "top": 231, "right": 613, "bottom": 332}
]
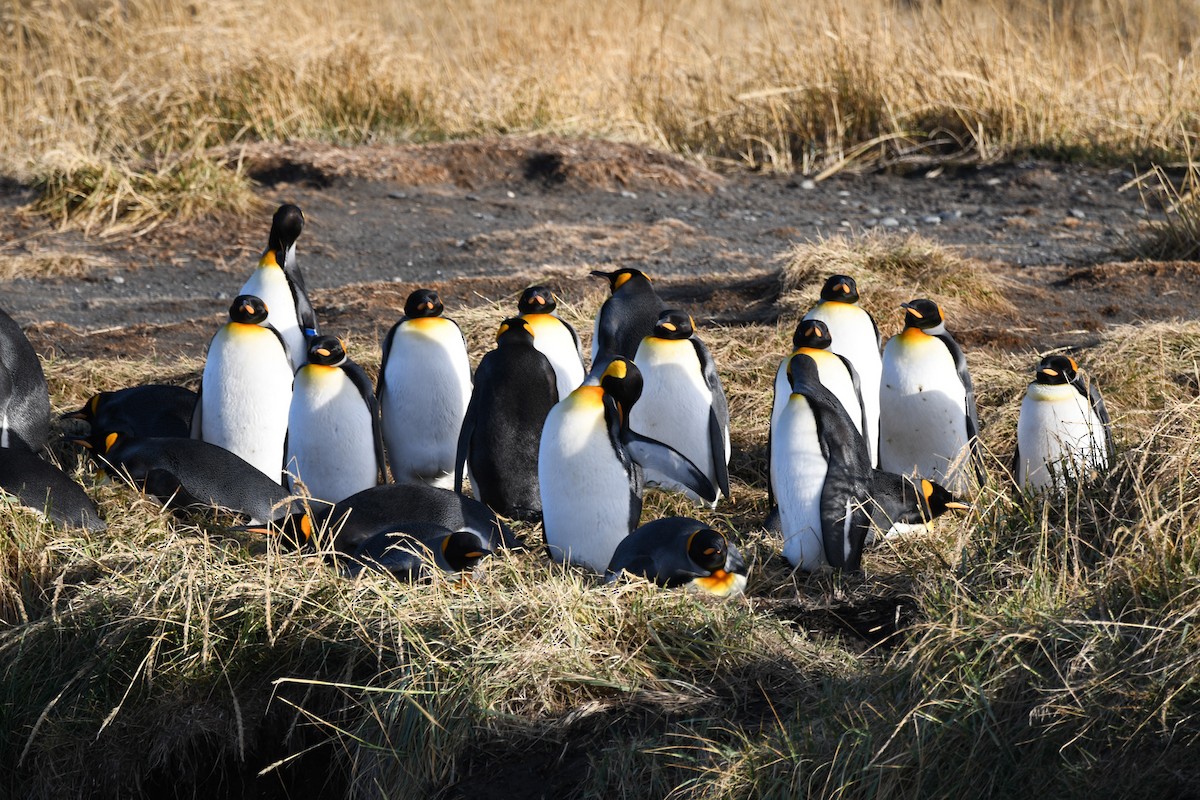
[
  {"left": 523, "top": 313, "right": 585, "bottom": 399},
  {"left": 771, "top": 395, "right": 829, "bottom": 570},
  {"left": 240, "top": 266, "right": 305, "bottom": 370},
  {"left": 1017, "top": 383, "right": 1108, "bottom": 490},
  {"left": 772, "top": 348, "right": 862, "bottom": 437},
  {"left": 286, "top": 366, "right": 377, "bottom": 502},
  {"left": 804, "top": 302, "right": 881, "bottom": 461}
]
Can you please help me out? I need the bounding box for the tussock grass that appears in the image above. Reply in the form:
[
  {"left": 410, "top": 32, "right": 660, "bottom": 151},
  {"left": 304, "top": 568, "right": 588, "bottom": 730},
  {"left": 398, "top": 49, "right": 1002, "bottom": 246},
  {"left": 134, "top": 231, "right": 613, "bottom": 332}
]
[{"left": 1133, "top": 158, "right": 1200, "bottom": 261}]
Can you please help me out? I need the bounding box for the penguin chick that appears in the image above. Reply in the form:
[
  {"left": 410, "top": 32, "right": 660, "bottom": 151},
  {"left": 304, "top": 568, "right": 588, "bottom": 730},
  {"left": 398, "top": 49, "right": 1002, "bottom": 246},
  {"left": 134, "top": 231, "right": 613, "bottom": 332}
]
[
  {"left": 0, "top": 443, "right": 105, "bottom": 531},
  {"left": 517, "top": 285, "right": 585, "bottom": 400},
  {"left": 1015, "top": 354, "right": 1111, "bottom": 492},
  {"left": 589, "top": 268, "right": 666, "bottom": 373},
  {"left": 63, "top": 384, "right": 197, "bottom": 439},
  {"left": 606, "top": 517, "right": 748, "bottom": 597}
]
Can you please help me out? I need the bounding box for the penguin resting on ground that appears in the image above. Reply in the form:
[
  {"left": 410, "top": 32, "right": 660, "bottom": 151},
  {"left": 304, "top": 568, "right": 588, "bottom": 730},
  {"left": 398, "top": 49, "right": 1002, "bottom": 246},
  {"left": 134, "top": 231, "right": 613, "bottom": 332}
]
[
  {"left": 344, "top": 523, "right": 493, "bottom": 581},
  {"left": 0, "top": 305, "right": 50, "bottom": 452},
  {"left": 0, "top": 444, "right": 105, "bottom": 531},
  {"left": 863, "top": 471, "right": 969, "bottom": 543},
  {"left": 1015, "top": 354, "right": 1111, "bottom": 492},
  {"left": 605, "top": 517, "right": 748, "bottom": 597},
  {"left": 64, "top": 384, "right": 197, "bottom": 440}
]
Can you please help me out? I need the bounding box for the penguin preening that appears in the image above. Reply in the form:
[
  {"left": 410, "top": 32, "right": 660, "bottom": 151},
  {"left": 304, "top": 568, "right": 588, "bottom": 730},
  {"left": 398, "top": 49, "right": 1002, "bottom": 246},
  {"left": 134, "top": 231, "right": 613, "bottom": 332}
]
[
  {"left": 191, "top": 295, "right": 293, "bottom": 484},
  {"left": 538, "top": 357, "right": 716, "bottom": 573},
  {"left": 630, "top": 310, "right": 731, "bottom": 504},
  {"left": 0, "top": 306, "right": 50, "bottom": 452},
  {"left": 454, "top": 318, "right": 558, "bottom": 521},
  {"left": 63, "top": 384, "right": 197, "bottom": 440},
  {"left": 377, "top": 289, "right": 473, "bottom": 489},
  {"left": 590, "top": 268, "right": 666, "bottom": 374},
  {"left": 1015, "top": 354, "right": 1111, "bottom": 492},
  {"left": 879, "top": 298, "right": 984, "bottom": 496},
  {"left": 345, "top": 523, "right": 492, "bottom": 581},
  {"left": 285, "top": 335, "right": 385, "bottom": 503},
  {"left": 803, "top": 275, "right": 881, "bottom": 465},
  {"left": 238, "top": 204, "right": 317, "bottom": 371},
  {"left": 606, "top": 516, "right": 748, "bottom": 597},
  {"left": 0, "top": 444, "right": 105, "bottom": 531},
  {"left": 517, "top": 285, "right": 585, "bottom": 400},
  {"left": 770, "top": 353, "right": 873, "bottom": 571}
]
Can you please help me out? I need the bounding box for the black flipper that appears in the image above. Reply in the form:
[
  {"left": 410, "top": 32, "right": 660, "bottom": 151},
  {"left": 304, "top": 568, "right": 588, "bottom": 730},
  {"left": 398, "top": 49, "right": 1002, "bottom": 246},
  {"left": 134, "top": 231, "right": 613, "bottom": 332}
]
[{"left": 621, "top": 428, "right": 717, "bottom": 504}]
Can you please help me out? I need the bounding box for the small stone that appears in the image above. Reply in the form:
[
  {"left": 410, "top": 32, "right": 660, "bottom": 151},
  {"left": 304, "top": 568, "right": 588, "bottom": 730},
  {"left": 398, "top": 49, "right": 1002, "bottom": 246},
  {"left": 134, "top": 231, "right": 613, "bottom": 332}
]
[
  {"left": 455, "top": 239, "right": 467, "bottom": 248},
  {"left": 387, "top": 191, "right": 407, "bottom": 200},
  {"left": 840, "top": 220, "right": 851, "bottom": 228},
  {"left": 658, "top": 191, "right": 667, "bottom": 198},
  {"left": 986, "top": 177, "right": 1002, "bottom": 186},
  {"left": 880, "top": 217, "right": 900, "bottom": 228},
  {"left": 620, "top": 190, "right": 638, "bottom": 199},
  {"left": 800, "top": 179, "right": 816, "bottom": 190},
  {"left": 838, "top": 190, "right": 851, "bottom": 197},
  {"left": 922, "top": 215, "right": 941, "bottom": 225},
  {"left": 1134, "top": 208, "right": 1148, "bottom": 217},
  {"left": 214, "top": 292, "right": 230, "bottom": 301},
  {"left": 466, "top": 193, "right": 480, "bottom": 201},
  {"left": 506, "top": 190, "right": 516, "bottom": 198},
  {"left": 109, "top": 274, "right": 125, "bottom": 284},
  {"left": 1070, "top": 208, "right": 1087, "bottom": 219},
  {"left": 869, "top": 207, "right": 882, "bottom": 216}
]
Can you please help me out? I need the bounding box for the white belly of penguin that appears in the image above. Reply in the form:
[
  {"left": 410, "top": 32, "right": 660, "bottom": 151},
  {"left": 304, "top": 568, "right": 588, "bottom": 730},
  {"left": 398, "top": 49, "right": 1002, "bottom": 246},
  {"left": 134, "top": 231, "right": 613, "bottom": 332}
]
[
  {"left": 879, "top": 334, "right": 968, "bottom": 490},
  {"left": 1017, "top": 383, "right": 1108, "bottom": 491},
  {"left": 772, "top": 349, "right": 863, "bottom": 440},
  {"left": 199, "top": 326, "right": 293, "bottom": 481},
  {"left": 539, "top": 394, "right": 633, "bottom": 573},
  {"left": 805, "top": 303, "right": 881, "bottom": 464},
  {"left": 240, "top": 266, "right": 305, "bottom": 371},
  {"left": 286, "top": 367, "right": 377, "bottom": 502},
  {"left": 379, "top": 320, "right": 472, "bottom": 488},
  {"left": 630, "top": 340, "right": 723, "bottom": 494},
  {"left": 771, "top": 395, "right": 829, "bottom": 571},
  {"left": 524, "top": 314, "right": 585, "bottom": 400}
]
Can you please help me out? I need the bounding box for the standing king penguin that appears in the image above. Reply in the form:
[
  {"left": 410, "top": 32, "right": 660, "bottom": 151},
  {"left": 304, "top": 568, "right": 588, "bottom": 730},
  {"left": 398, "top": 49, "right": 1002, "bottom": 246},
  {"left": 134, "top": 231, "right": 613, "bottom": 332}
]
[
  {"left": 238, "top": 204, "right": 317, "bottom": 371},
  {"left": 454, "top": 318, "right": 558, "bottom": 521},
  {"left": 0, "top": 306, "right": 50, "bottom": 451},
  {"left": 771, "top": 318, "right": 868, "bottom": 452},
  {"left": 377, "top": 289, "right": 473, "bottom": 489},
  {"left": 879, "top": 298, "right": 984, "bottom": 496},
  {"left": 770, "top": 353, "right": 873, "bottom": 571},
  {"left": 286, "top": 336, "right": 385, "bottom": 502},
  {"left": 590, "top": 268, "right": 666, "bottom": 373},
  {"left": 517, "top": 285, "right": 585, "bottom": 399},
  {"left": 539, "top": 357, "right": 716, "bottom": 573},
  {"left": 630, "top": 310, "right": 731, "bottom": 504},
  {"left": 191, "top": 295, "right": 293, "bottom": 484},
  {"left": 803, "top": 275, "right": 881, "bottom": 466},
  {"left": 1015, "top": 354, "right": 1111, "bottom": 492}
]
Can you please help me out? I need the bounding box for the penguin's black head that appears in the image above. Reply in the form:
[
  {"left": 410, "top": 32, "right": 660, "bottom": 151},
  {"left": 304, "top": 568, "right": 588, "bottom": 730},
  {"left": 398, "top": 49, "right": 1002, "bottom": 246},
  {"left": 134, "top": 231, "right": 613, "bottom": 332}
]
[
  {"left": 518, "top": 285, "right": 557, "bottom": 315},
  {"left": 495, "top": 317, "right": 535, "bottom": 345},
  {"left": 306, "top": 335, "right": 347, "bottom": 367},
  {"left": 820, "top": 274, "right": 859, "bottom": 303},
  {"left": 792, "top": 318, "right": 832, "bottom": 350},
  {"left": 67, "top": 430, "right": 127, "bottom": 469},
  {"left": 62, "top": 392, "right": 106, "bottom": 424},
  {"left": 268, "top": 204, "right": 305, "bottom": 253},
  {"left": 652, "top": 310, "right": 694, "bottom": 340},
  {"left": 441, "top": 531, "right": 491, "bottom": 572},
  {"left": 230, "top": 295, "right": 269, "bottom": 325},
  {"left": 600, "top": 357, "right": 643, "bottom": 413},
  {"left": 900, "top": 299, "right": 944, "bottom": 331},
  {"left": 786, "top": 353, "right": 822, "bottom": 393},
  {"left": 686, "top": 526, "right": 729, "bottom": 573},
  {"left": 1035, "top": 354, "right": 1079, "bottom": 385},
  {"left": 590, "top": 268, "right": 650, "bottom": 293},
  {"left": 920, "top": 478, "right": 971, "bottom": 517},
  {"left": 404, "top": 289, "right": 443, "bottom": 319}
]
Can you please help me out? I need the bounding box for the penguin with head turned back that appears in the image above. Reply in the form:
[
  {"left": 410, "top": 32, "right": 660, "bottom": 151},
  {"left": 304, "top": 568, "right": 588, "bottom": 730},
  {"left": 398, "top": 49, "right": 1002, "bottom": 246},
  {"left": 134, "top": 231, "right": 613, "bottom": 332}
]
[
  {"left": 630, "top": 309, "right": 730, "bottom": 504},
  {"left": 606, "top": 517, "right": 748, "bottom": 597},
  {"left": 864, "top": 471, "right": 969, "bottom": 542},
  {"left": 589, "top": 268, "right": 666, "bottom": 375},
  {"left": 239, "top": 204, "right": 316, "bottom": 371},
  {"left": 345, "top": 523, "right": 493, "bottom": 581},
  {"left": 64, "top": 385, "right": 197, "bottom": 440},
  {"left": 285, "top": 335, "right": 385, "bottom": 503},
  {"left": 454, "top": 317, "right": 558, "bottom": 522},
  {"left": 879, "top": 298, "right": 984, "bottom": 496},
  {"left": 191, "top": 295, "right": 293, "bottom": 484},
  {"left": 517, "top": 285, "right": 585, "bottom": 400},
  {"left": 1015, "top": 354, "right": 1111, "bottom": 492},
  {"left": 377, "top": 289, "right": 473, "bottom": 489},
  {"left": 770, "top": 353, "right": 873, "bottom": 571},
  {"left": 0, "top": 306, "right": 50, "bottom": 452},
  {"left": 803, "top": 275, "right": 882, "bottom": 465},
  {"left": 539, "top": 356, "right": 716, "bottom": 573}
]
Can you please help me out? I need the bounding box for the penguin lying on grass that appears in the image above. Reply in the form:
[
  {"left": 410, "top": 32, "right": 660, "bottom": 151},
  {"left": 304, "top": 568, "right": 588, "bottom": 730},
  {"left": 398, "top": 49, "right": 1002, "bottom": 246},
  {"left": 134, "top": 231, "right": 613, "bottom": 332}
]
[
  {"left": 64, "top": 385, "right": 197, "bottom": 440},
  {"left": 0, "top": 444, "right": 106, "bottom": 531},
  {"left": 343, "top": 523, "right": 493, "bottom": 581},
  {"left": 517, "top": 285, "right": 585, "bottom": 399},
  {"left": 606, "top": 517, "right": 747, "bottom": 597}
]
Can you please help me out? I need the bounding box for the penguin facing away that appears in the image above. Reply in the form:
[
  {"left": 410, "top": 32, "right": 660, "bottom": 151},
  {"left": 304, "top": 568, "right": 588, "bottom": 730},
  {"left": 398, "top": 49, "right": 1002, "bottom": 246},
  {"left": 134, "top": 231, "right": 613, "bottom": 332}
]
[
  {"left": 629, "top": 310, "right": 731, "bottom": 504},
  {"left": 377, "top": 289, "right": 473, "bottom": 489},
  {"left": 0, "top": 444, "right": 105, "bottom": 531},
  {"left": 63, "top": 384, "right": 197, "bottom": 440},
  {"left": 589, "top": 268, "right": 666, "bottom": 374},
  {"left": 879, "top": 298, "right": 984, "bottom": 496},
  {"left": 0, "top": 306, "right": 50, "bottom": 452},
  {"left": 517, "top": 285, "right": 585, "bottom": 400},
  {"left": 191, "top": 294, "right": 293, "bottom": 484},
  {"left": 606, "top": 517, "right": 748, "bottom": 597},
  {"left": 803, "top": 275, "right": 882, "bottom": 465},
  {"left": 539, "top": 357, "right": 716, "bottom": 573},
  {"left": 285, "top": 336, "right": 386, "bottom": 503},
  {"left": 1015, "top": 354, "right": 1111, "bottom": 492},
  {"left": 770, "top": 353, "right": 873, "bottom": 571},
  {"left": 239, "top": 204, "right": 316, "bottom": 371},
  {"left": 454, "top": 318, "right": 558, "bottom": 522}
]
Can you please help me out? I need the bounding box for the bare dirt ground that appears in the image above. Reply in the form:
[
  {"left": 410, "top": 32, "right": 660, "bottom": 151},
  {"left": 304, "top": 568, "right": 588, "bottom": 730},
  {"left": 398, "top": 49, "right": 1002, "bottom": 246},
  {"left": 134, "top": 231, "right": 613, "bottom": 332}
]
[{"left": 0, "top": 136, "right": 1195, "bottom": 364}]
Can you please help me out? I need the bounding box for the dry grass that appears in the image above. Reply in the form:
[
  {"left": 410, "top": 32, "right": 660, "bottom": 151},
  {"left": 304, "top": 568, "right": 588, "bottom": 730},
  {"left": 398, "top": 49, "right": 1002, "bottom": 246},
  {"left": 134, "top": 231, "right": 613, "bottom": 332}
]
[{"left": 3, "top": 0, "right": 1200, "bottom": 231}]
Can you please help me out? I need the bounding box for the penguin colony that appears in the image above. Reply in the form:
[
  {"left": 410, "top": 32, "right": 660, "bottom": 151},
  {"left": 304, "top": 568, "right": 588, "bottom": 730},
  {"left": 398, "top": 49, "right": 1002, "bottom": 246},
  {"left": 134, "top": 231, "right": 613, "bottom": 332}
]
[{"left": 2, "top": 205, "right": 1113, "bottom": 591}]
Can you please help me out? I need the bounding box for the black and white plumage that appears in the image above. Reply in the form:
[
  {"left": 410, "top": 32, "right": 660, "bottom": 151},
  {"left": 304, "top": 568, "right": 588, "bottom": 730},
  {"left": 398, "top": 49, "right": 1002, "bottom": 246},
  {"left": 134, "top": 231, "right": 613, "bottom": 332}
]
[
  {"left": 344, "top": 524, "right": 492, "bottom": 581},
  {"left": 589, "top": 268, "right": 666, "bottom": 374},
  {"left": 238, "top": 204, "right": 317, "bottom": 371},
  {"left": 0, "top": 306, "right": 50, "bottom": 452},
  {"left": 1015, "top": 354, "right": 1111, "bottom": 491},
  {"left": 863, "top": 470, "right": 969, "bottom": 542},
  {"left": 0, "top": 444, "right": 105, "bottom": 531},
  {"left": 605, "top": 516, "right": 748, "bottom": 597},
  {"left": 64, "top": 385, "right": 197, "bottom": 440},
  {"left": 517, "top": 285, "right": 585, "bottom": 400}
]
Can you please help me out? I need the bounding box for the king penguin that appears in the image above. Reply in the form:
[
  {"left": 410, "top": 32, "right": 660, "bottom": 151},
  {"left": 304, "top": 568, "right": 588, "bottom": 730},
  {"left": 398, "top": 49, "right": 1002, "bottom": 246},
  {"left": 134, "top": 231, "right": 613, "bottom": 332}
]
[
  {"left": 606, "top": 517, "right": 748, "bottom": 597},
  {"left": 803, "top": 275, "right": 881, "bottom": 465},
  {"left": 0, "top": 444, "right": 105, "bottom": 531},
  {"left": 64, "top": 384, "right": 197, "bottom": 440},
  {"left": 538, "top": 357, "right": 716, "bottom": 573},
  {"left": 377, "top": 289, "right": 473, "bottom": 489},
  {"left": 0, "top": 306, "right": 50, "bottom": 451},
  {"left": 770, "top": 353, "right": 873, "bottom": 571},
  {"left": 590, "top": 268, "right": 666, "bottom": 373},
  {"left": 238, "top": 204, "right": 317, "bottom": 371},
  {"left": 864, "top": 470, "right": 969, "bottom": 542},
  {"left": 191, "top": 295, "right": 293, "bottom": 484},
  {"left": 629, "top": 310, "right": 731, "bottom": 504},
  {"left": 1015, "top": 354, "right": 1111, "bottom": 492},
  {"left": 285, "top": 336, "right": 386, "bottom": 503},
  {"left": 454, "top": 318, "right": 558, "bottom": 521},
  {"left": 345, "top": 524, "right": 492, "bottom": 581},
  {"left": 879, "top": 298, "right": 984, "bottom": 496},
  {"left": 517, "top": 285, "right": 585, "bottom": 399}
]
